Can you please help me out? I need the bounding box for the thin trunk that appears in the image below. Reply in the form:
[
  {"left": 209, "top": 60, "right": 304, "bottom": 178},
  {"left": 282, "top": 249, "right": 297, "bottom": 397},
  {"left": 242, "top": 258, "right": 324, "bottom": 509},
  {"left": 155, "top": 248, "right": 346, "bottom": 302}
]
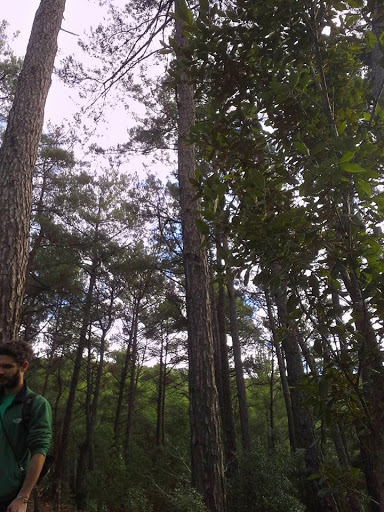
[
  {"left": 0, "top": 0, "right": 66, "bottom": 340},
  {"left": 75, "top": 326, "right": 93, "bottom": 508},
  {"left": 226, "top": 272, "right": 251, "bottom": 453},
  {"left": 269, "top": 344, "right": 275, "bottom": 451},
  {"left": 124, "top": 303, "right": 139, "bottom": 467},
  {"left": 88, "top": 291, "right": 115, "bottom": 470},
  {"left": 274, "top": 284, "right": 337, "bottom": 512},
  {"left": 175, "top": 1, "right": 226, "bottom": 508},
  {"left": 41, "top": 311, "right": 61, "bottom": 396},
  {"left": 113, "top": 310, "right": 136, "bottom": 441},
  {"left": 210, "top": 248, "right": 237, "bottom": 476},
  {"left": 265, "top": 290, "right": 297, "bottom": 452},
  {"left": 53, "top": 257, "right": 98, "bottom": 508},
  {"left": 156, "top": 328, "right": 165, "bottom": 446},
  {"left": 161, "top": 337, "right": 168, "bottom": 446}
]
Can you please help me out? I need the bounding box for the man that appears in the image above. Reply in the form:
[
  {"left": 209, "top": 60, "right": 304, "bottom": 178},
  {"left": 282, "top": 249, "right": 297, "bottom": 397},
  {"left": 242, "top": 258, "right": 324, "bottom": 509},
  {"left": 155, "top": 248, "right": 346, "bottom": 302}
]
[{"left": 0, "top": 341, "right": 52, "bottom": 512}]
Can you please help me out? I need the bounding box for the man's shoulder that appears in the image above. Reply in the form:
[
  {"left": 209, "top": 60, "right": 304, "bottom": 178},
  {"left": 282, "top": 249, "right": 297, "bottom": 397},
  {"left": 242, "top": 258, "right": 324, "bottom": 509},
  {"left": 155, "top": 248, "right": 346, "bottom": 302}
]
[
  {"left": 24, "top": 388, "right": 51, "bottom": 412},
  {"left": 25, "top": 387, "right": 47, "bottom": 401}
]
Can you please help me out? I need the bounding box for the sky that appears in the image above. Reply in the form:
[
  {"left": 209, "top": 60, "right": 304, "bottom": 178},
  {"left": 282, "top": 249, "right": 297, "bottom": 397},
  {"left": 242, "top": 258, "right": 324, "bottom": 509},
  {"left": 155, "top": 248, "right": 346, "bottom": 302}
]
[{"left": 2, "top": 0, "right": 171, "bottom": 177}]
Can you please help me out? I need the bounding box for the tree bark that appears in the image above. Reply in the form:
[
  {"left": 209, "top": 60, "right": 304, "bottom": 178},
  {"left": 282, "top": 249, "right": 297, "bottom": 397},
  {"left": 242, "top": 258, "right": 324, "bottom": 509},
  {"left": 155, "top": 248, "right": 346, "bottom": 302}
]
[
  {"left": 175, "top": 2, "right": 226, "bottom": 509},
  {"left": 226, "top": 270, "right": 251, "bottom": 453},
  {"left": 210, "top": 250, "right": 237, "bottom": 476},
  {"left": 341, "top": 269, "right": 384, "bottom": 511},
  {"left": 0, "top": 0, "right": 66, "bottom": 341},
  {"left": 53, "top": 256, "right": 98, "bottom": 509},
  {"left": 113, "top": 308, "right": 137, "bottom": 441},
  {"left": 124, "top": 301, "right": 140, "bottom": 467},
  {"left": 265, "top": 289, "right": 297, "bottom": 452},
  {"left": 274, "top": 284, "right": 337, "bottom": 512}
]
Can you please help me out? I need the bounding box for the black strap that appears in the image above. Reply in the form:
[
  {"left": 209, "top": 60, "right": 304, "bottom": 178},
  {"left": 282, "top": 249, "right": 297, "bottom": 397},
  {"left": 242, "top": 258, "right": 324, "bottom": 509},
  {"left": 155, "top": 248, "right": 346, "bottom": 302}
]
[{"left": 22, "top": 393, "right": 36, "bottom": 429}]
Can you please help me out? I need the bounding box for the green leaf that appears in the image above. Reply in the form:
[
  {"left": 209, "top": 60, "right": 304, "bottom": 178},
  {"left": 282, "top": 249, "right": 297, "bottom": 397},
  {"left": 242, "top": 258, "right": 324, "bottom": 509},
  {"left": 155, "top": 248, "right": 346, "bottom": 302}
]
[
  {"left": 175, "top": 0, "right": 194, "bottom": 25},
  {"left": 356, "top": 179, "right": 371, "bottom": 196},
  {"left": 373, "top": 193, "right": 384, "bottom": 210},
  {"left": 365, "top": 31, "right": 378, "bottom": 49},
  {"left": 337, "top": 120, "right": 347, "bottom": 135},
  {"left": 339, "top": 150, "right": 355, "bottom": 163},
  {"left": 340, "top": 162, "right": 365, "bottom": 173},
  {"left": 295, "top": 141, "right": 310, "bottom": 156}
]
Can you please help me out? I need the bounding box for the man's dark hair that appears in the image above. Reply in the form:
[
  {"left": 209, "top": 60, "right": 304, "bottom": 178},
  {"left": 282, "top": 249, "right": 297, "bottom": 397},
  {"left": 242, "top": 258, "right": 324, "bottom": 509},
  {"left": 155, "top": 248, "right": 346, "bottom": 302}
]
[{"left": 0, "top": 340, "right": 34, "bottom": 365}]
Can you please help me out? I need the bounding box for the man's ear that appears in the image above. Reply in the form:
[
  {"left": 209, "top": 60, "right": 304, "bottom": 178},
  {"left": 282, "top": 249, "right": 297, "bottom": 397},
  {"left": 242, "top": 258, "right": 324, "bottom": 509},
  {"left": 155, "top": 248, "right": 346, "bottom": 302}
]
[{"left": 21, "top": 361, "right": 29, "bottom": 372}]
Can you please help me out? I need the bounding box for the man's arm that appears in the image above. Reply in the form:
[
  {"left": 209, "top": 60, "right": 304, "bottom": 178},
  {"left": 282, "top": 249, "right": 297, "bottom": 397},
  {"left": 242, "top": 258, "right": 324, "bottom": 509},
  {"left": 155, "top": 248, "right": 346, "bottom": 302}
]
[{"left": 6, "top": 454, "right": 46, "bottom": 512}]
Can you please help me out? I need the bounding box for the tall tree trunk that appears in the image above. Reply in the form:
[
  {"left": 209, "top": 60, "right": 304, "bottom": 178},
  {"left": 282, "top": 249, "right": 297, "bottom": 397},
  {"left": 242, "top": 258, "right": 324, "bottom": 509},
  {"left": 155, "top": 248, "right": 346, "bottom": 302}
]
[
  {"left": 210, "top": 249, "right": 237, "bottom": 477},
  {"left": 124, "top": 303, "right": 139, "bottom": 467},
  {"left": 175, "top": 2, "right": 226, "bottom": 509},
  {"left": 265, "top": 290, "right": 297, "bottom": 452},
  {"left": 89, "top": 290, "right": 115, "bottom": 469},
  {"left": 113, "top": 307, "right": 137, "bottom": 441},
  {"left": 53, "top": 257, "right": 98, "bottom": 509},
  {"left": 0, "top": 0, "right": 66, "bottom": 341},
  {"left": 274, "top": 285, "right": 337, "bottom": 512},
  {"left": 226, "top": 270, "right": 251, "bottom": 453},
  {"left": 268, "top": 344, "right": 275, "bottom": 451},
  {"left": 156, "top": 325, "right": 165, "bottom": 447},
  {"left": 341, "top": 269, "right": 384, "bottom": 511}
]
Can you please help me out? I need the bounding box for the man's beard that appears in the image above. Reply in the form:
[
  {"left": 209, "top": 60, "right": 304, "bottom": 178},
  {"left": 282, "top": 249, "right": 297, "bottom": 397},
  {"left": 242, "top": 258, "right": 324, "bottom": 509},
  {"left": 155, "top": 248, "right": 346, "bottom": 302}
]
[{"left": 0, "top": 368, "right": 20, "bottom": 390}]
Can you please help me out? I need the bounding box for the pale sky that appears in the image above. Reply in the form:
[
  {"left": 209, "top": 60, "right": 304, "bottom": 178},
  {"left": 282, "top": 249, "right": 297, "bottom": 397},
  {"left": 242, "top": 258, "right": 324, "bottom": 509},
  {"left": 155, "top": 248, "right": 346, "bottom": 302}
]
[{"left": 2, "top": 1, "right": 171, "bottom": 176}]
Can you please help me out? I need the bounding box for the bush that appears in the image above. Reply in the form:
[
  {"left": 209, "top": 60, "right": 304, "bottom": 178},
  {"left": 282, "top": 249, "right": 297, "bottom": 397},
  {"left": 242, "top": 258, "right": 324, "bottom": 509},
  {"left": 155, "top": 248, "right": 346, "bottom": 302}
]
[
  {"left": 167, "top": 486, "right": 207, "bottom": 512},
  {"left": 228, "top": 447, "right": 305, "bottom": 512}
]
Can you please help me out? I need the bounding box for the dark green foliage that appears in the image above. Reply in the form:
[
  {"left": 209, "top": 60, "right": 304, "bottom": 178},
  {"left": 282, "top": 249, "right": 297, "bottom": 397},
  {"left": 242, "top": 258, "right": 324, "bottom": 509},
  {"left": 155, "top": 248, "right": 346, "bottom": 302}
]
[{"left": 228, "top": 448, "right": 305, "bottom": 512}]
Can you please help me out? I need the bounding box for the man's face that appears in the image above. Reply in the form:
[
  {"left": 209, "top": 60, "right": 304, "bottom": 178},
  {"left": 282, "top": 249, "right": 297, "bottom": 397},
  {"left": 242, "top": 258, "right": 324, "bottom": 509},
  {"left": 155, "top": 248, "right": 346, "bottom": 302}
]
[{"left": 0, "top": 355, "right": 26, "bottom": 390}]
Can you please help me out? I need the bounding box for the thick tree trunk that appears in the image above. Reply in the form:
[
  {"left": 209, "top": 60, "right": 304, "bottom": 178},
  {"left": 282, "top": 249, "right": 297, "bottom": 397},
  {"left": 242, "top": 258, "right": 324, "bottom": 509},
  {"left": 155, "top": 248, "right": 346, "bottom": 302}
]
[
  {"left": 175, "top": 3, "right": 226, "bottom": 509},
  {"left": 0, "top": 0, "right": 66, "bottom": 341}
]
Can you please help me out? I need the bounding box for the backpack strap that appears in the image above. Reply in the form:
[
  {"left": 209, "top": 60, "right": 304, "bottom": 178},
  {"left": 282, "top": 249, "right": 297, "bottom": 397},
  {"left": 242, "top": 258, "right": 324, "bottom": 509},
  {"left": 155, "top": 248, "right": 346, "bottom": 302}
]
[{"left": 22, "top": 393, "right": 36, "bottom": 430}]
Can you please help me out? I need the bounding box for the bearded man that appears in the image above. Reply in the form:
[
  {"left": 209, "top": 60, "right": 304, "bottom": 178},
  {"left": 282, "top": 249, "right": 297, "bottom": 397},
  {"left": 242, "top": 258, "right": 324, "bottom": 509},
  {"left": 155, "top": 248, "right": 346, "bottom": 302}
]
[{"left": 0, "top": 341, "right": 52, "bottom": 512}]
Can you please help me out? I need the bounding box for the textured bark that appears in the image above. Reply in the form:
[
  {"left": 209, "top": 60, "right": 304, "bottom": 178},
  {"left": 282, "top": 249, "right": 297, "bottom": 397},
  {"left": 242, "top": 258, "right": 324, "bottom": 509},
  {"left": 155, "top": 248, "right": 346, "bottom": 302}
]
[
  {"left": 124, "top": 304, "right": 139, "bottom": 466},
  {"left": 156, "top": 334, "right": 165, "bottom": 446},
  {"left": 175, "top": 3, "right": 226, "bottom": 509},
  {"left": 53, "top": 257, "right": 98, "bottom": 509},
  {"left": 226, "top": 273, "right": 251, "bottom": 453},
  {"left": 265, "top": 290, "right": 297, "bottom": 452},
  {"left": 156, "top": 324, "right": 168, "bottom": 447},
  {"left": 341, "top": 269, "right": 384, "bottom": 512},
  {"left": 0, "top": 0, "right": 66, "bottom": 341},
  {"left": 113, "top": 309, "right": 137, "bottom": 441},
  {"left": 211, "top": 258, "right": 237, "bottom": 476},
  {"left": 274, "top": 285, "right": 337, "bottom": 512}
]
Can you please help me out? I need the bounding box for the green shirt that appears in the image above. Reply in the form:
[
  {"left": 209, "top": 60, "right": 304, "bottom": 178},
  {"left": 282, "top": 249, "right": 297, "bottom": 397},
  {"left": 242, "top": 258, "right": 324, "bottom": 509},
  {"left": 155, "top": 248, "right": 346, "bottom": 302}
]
[
  {"left": 0, "top": 384, "right": 52, "bottom": 501},
  {"left": 0, "top": 393, "right": 16, "bottom": 419}
]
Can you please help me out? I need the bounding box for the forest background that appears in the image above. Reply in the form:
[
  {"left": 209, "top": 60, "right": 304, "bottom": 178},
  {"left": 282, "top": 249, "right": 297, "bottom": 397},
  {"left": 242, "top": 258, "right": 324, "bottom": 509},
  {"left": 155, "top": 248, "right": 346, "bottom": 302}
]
[{"left": 0, "top": 0, "right": 383, "bottom": 512}]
